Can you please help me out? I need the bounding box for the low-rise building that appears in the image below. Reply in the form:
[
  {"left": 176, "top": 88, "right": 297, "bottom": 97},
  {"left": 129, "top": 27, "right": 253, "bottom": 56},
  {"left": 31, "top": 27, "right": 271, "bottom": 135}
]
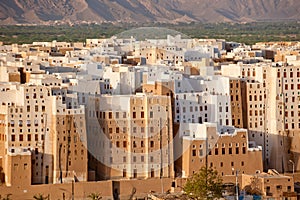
[
  {"left": 175, "top": 123, "right": 263, "bottom": 178},
  {"left": 242, "top": 170, "right": 296, "bottom": 199}
]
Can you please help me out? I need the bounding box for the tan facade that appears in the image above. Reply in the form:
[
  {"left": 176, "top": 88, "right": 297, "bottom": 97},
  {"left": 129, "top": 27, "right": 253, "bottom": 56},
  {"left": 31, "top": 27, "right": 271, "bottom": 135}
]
[
  {"left": 134, "top": 45, "right": 184, "bottom": 65},
  {"left": 177, "top": 123, "right": 263, "bottom": 179},
  {"left": 53, "top": 105, "right": 88, "bottom": 183},
  {"left": 0, "top": 178, "right": 176, "bottom": 200},
  {"left": 87, "top": 94, "right": 174, "bottom": 180},
  {"left": 3, "top": 85, "right": 54, "bottom": 184},
  {"left": 0, "top": 84, "right": 88, "bottom": 186},
  {"left": 4, "top": 151, "right": 31, "bottom": 186},
  {"left": 222, "top": 63, "right": 300, "bottom": 173},
  {"left": 264, "top": 65, "right": 300, "bottom": 172},
  {"left": 229, "top": 78, "right": 247, "bottom": 128},
  {"left": 0, "top": 114, "right": 6, "bottom": 169},
  {"left": 143, "top": 80, "right": 174, "bottom": 96},
  {"left": 242, "top": 171, "right": 296, "bottom": 199}
]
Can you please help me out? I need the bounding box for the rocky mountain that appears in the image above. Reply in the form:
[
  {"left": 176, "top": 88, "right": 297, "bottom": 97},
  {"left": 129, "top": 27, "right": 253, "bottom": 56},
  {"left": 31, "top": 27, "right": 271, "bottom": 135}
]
[{"left": 0, "top": 0, "right": 300, "bottom": 24}]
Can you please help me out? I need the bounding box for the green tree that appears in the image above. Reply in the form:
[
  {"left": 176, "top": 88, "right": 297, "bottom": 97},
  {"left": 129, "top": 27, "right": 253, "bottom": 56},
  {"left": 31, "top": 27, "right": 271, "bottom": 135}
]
[
  {"left": 33, "top": 193, "right": 49, "bottom": 200},
  {"left": 244, "top": 176, "right": 263, "bottom": 196},
  {"left": 0, "top": 194, "right": 12, "bottom": 200},
  {"left": 184, "top": 166, "right": 223, "bottom": 200},
  {"left": 87, "top": 192, "right": 102, "bottom": 200}
]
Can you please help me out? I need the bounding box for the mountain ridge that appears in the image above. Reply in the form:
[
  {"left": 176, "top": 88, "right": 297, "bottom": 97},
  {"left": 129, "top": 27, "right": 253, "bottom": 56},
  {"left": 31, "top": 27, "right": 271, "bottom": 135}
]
[{"left": 0, "top": 0, "right": 300, "bottom": 25}]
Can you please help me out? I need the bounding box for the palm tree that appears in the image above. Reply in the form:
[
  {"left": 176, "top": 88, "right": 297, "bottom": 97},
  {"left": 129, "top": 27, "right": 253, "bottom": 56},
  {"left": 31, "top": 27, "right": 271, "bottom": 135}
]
[
  {"left": 1, "top": 194, "right": 12, "bottom": 200},
  {"left": 87, "top": 192, "right": 102, "bottom": 200},
  {"left": 33, "top": 193, "right": 49, "bottom": 200}
]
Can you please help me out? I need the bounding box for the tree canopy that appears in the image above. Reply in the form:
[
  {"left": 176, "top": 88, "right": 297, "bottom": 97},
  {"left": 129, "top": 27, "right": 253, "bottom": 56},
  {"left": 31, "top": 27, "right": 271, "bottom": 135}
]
[
  {"left": 184, "top": 166, "right": 223, "bottom": 200},
  {"left": 33, "top": 193, "right": 49, "bottom": 200},
  {"left": 87, "top": 192, "right": 102, "bottom": 200}
]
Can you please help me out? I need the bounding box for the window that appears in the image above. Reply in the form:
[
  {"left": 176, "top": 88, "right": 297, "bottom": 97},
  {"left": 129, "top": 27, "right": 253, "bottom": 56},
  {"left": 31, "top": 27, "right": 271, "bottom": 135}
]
[
  {"left": 236, "top": 147, "right": 239, "bottom": 154},
  {"left": 222, "top": 148, "right": 225, "bottom": 155},
  {"left": 215, "top": 148, "right": 218, "bottom": 155},
  {"left": 229, "top": 148, "right": 232, "bottom": 154},
  {"left": 192, "top": 150, "right": 196, "bottom": 156},
  {"left": 150, "top": 111, "right": 153, "bottom": 118},
  {"left": 10, "top": 120, "right": 14, "bottom": 127},
  {"left": 276, "top": 185, "right": 282, "bottom": 190},
  {"left": 133, "top": 112, "right": 136, "bottom": 119},
  {"left": 150, "top": 141, "right": 154, "bottom": 148},
  {"left": 151, "top": 169, "right": 155, "bottom": 177},
  {"left": 199, "top": 149, "right": 203, "bottom": 156},
  {"left": 266, "top": 186, "right": 271, "bottom": 193},
  {"left": 150, "top": 156, "right": 154, "bottom": 162},
  {"left": 141, "top": 111, "right": 144, "bottom": 118},
  {"left": 242, "top": 147, "right": 246, "bottom": 154}
]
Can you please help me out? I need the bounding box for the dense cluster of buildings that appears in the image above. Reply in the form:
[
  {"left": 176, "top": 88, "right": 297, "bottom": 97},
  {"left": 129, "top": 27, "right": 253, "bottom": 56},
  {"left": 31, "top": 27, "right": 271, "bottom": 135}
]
[{"left": 0, "top": 32, "right": 300, "bottom": 199}]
